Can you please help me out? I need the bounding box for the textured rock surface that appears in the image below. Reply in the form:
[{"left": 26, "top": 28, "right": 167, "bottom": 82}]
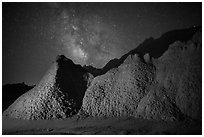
[
  {"left": 155, "top": 30, "right": 202, "bottom": 120},
  {"left": 82, "top": 29, "right": 201, "bottom": 121},
  {"left": 3, "top": 27, "right": 201, "bottom": 122},
  {"left": 3, "top": 55, "right": 93, "bottom": 120},
  {"left": 82, "top": 54, "right": 155, "bottom": 117},
  {"left": 135, "top": 84, "right": 185, "bottom": 121}
]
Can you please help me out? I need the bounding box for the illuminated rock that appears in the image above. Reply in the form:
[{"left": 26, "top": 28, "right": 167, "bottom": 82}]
[{"left": 3, "top": 55, "right": 93, "bottom": 120}]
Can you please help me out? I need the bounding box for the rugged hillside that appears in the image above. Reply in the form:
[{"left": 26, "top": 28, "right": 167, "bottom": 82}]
[
  {"left": 2, "top": 83, "right": 34, "bottom": 112},
  {"left": 81, "top": 29, "right": 202, "bottom": 121},
  {"left": 84, "top": 26, "right": 200, "bottom": 76},
  {"left": 154, "top": 30, "right": 202, "bottom": 120},
  {"left": 3, "top": 55, "right": 93, "bottom": 120},
  {"left": 82, "top": 54, "right": 156, "bottom": 117},
  {"left": 3, "top": 27, "right": 201, "bottom": 122}
]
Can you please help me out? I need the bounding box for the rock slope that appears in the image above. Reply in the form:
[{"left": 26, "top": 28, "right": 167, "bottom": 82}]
[
  {"left": 82, "top": 54, "right": 155, "bottom": 118},
  {"left": 3, "top": 55, "right": 93, "bottom": 120},
  {"left": 154, "top": 30, "right": 202, "bottom": 120},
  {"left": 81, "top": 29, "right": 202, "bottom": 121},
  {"left": 3, "top": 27, "right": 201, "bottom": 122}
]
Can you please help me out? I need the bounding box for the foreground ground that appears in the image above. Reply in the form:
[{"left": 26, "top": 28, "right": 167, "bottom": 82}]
[{"left": 2, "top": 116, "right": 201, "bottom": 135}]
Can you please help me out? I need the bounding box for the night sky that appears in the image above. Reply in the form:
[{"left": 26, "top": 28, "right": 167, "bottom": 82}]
[{"left": 3, "top": 2, "right": 201, "bottom": 85}]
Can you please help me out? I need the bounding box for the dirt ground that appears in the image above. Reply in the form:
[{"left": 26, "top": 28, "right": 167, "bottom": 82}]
[{"left": 2, "top": 116, "right": 201, "bottom": 135}]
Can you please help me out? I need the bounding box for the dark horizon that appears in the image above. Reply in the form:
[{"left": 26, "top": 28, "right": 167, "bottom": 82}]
[{"left": 3, "top": 2, "right": 202, "bottom": 85}]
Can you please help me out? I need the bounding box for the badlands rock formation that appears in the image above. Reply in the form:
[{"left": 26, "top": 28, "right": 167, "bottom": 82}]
[
  {"left": 3, "top": 55, "right": 93, "bottom": 120},
  {"left": 3, "top": 27, "right": 201, "bottom": 122},
  {"left": 82, "top": 29, "right": 201, "bottom": 121}
]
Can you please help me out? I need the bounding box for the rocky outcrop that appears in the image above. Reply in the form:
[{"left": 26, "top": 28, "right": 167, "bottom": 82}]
[
  {"left": 155, "top": 30, "right": 202, "bottom": 120},
  {"left": 81, "top": 29, "right": 202, "bottom": 121},
  {"left": 82, "top": 54, "right": 155, "bottom": 118},
  {"left": 3, "top": 27, "right": 201, "bottom": 122},
  {"left": 3, "top": 55, "right": 93, "bottom": 120}
]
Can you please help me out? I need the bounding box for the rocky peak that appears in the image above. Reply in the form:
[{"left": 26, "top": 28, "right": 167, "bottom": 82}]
[{"left": 3, "top": 55, "right": 93, "bottom": 120}]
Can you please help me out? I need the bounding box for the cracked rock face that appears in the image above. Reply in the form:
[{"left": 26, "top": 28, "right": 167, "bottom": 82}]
[
  {"left": 82, "top": 30, "right": 201, "bottom": 121},
  {"left": 3, "top": 55, "right": 93, "bottom": 120}
]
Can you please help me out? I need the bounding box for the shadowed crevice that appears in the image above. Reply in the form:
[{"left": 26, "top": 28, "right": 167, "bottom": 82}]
[{"left": 55, "top": 55, "right": 89, "bottom": 116}]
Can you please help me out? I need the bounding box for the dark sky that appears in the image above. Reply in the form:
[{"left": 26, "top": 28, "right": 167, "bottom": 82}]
[{"left": 3, "top": 2, "right": 201, "bottom": 85}]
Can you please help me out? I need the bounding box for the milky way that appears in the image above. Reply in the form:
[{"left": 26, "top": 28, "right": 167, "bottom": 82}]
[
  {"left": 3, "top": 2, "right": 201, "bottom": 85},
  {"left": 50, "top": 3, "right": 123, "bottom": 67}
]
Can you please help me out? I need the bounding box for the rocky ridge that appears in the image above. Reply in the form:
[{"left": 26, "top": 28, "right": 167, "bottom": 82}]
[
  {"left": 81, "top": 29, "right": 202, "bottom": 121},
  {"left": 3, "top": 27, "right": 202, "bottom": 122},
  {"left": 3, "top": 55, "right": 93, "bottom": 120}
]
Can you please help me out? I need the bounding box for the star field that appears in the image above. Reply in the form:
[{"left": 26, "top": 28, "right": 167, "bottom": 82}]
[{"left": 3, "top": 2, "right": 201, "bottom": 85}]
